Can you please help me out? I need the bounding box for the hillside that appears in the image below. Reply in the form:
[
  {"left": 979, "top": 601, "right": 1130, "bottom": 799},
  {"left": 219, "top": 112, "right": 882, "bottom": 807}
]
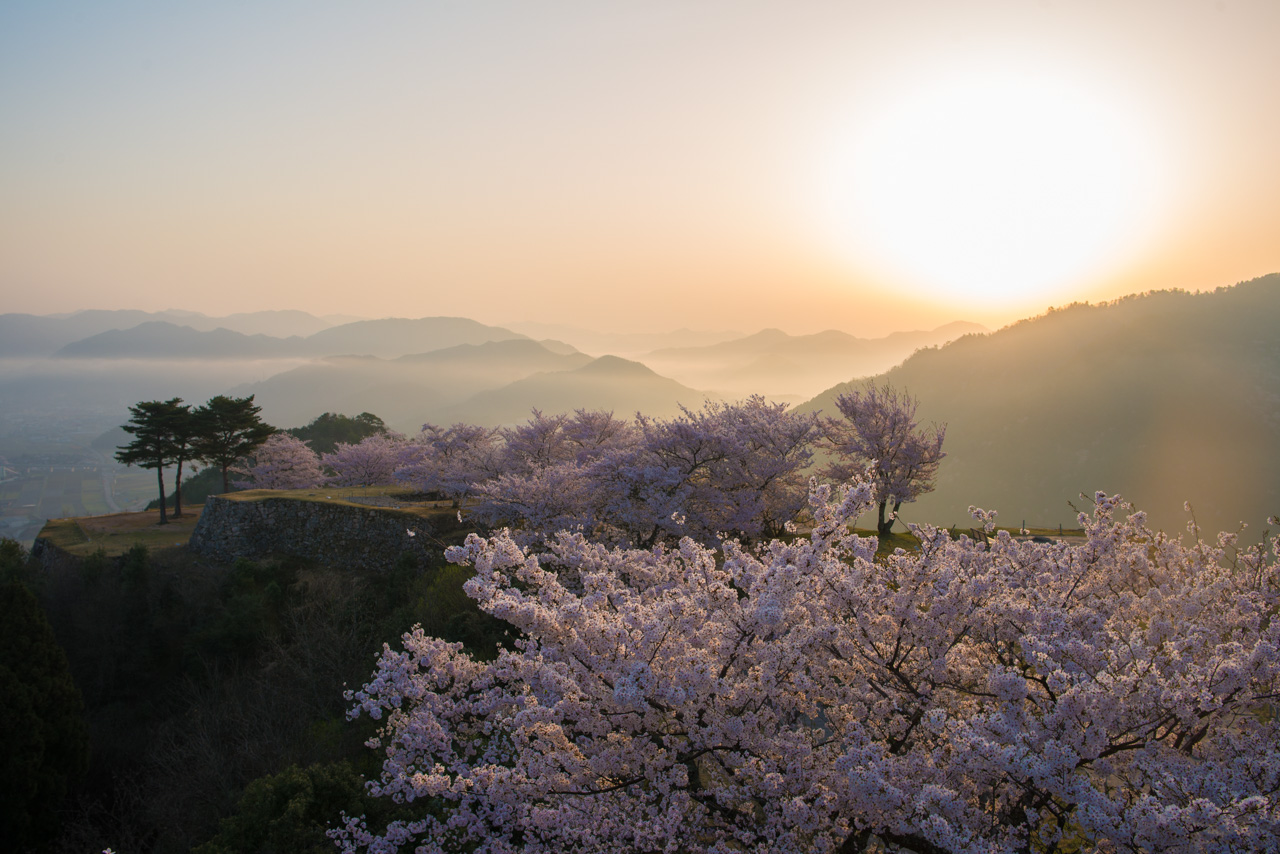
[
  {"left": 434, "top": 354, "right": 709, "bottom": 426},
  {"left": 801, "top": 275, "right": 1280, "bottom": 536}
]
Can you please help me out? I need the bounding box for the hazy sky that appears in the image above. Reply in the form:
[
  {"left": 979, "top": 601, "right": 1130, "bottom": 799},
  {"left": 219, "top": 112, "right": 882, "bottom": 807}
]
[{"left": 2, "top": 1, "right": 1277, "bottom": 334}]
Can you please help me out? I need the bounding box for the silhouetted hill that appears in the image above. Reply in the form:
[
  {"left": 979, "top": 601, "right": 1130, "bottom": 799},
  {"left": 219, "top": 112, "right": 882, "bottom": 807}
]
[
  {"left": 800, "top": 275, "right": 1280, "bottom": 536},
  {"left": 54, "top": 322, "right": 303, "bottom": 359},
  {"left": 438, "top": 355, "right": 708, "bottom": 426},
  {"left": 0, "top": 310, "right": 168, "bottom": 356},
  {"left": 0, "top": 309, "right": 351, "bottom": 357},
  {"left": 47, "top": 315, "right": 528, "bottom": 361},
  {"left": 640, "top": 322, "right": 987, "bottom": 399}
]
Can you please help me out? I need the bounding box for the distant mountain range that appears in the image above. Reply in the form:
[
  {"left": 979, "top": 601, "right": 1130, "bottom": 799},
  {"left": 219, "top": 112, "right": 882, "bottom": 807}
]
[
  {"left": 229, "top": 339, "right": 594, "bottom": 430},
  {"left": 0, "top": 308, "right": 358, "bottom": 356},
  {"left": 800, "top": 274, "right": 1280, "bottom": 537},
  {"left": 52, "top": 316, "right": 531, "bottom": 360},
  {"left": 229, "top": 340, "right": 704, "bottom": 432},
  {"left": 640, "top": 321, "right": 988, "bottom": 400}
]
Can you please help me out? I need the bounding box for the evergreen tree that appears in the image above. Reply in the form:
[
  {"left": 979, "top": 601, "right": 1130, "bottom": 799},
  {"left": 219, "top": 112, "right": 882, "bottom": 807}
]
[
  {"left": 194, "top": 395, "right": 276, "bottom": 493},
  {"left": 167, "top": 399, "right": 198, "bottom": 517},
  {"left": 287, "top": 411, "right": 387, "bottom": 454},
  {"left": 115, "top": 398, "right": 188, "bottom": 524}
]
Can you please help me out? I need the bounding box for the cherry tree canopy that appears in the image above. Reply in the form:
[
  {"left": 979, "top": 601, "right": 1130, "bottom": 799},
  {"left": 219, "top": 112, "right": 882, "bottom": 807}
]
[
  {"left": 233, "top": 433, "right": 324, "bottom": 490},
  {"left": 339, "top": 479, "right": 1280, "bottom": 854}
]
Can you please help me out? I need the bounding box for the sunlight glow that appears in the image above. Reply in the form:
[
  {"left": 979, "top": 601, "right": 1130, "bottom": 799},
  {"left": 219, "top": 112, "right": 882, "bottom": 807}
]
[{"left": 820, "top": 70, "right": 1169, "bottom": 307}]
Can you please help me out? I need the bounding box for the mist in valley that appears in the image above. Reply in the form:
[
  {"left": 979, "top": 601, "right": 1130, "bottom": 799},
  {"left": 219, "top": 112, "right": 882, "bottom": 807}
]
[{"left": 4, "top": 278, "right": 1279, "bottom": 547}]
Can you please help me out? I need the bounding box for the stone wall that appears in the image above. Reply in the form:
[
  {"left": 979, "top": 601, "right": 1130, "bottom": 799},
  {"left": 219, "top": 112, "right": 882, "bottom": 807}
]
[{"left": 188, "top": 495, "right": 441, "bottom": 571}]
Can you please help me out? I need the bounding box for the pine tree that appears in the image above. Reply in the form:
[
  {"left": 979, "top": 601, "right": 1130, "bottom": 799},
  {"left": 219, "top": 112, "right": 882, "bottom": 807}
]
[
  {"left": 194, "top": 395, "right": 276, "bottom": 493},
  {"left": 115, "top": 398, "right": 189, "bottom": 524}
]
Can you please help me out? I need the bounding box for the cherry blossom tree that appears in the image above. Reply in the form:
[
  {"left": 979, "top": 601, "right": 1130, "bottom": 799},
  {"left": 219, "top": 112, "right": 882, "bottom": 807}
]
[
  {"left": 497, "top": 409, "right": 576, "bottom": 475},
  {"left": 823, "top": 382, "right": 945, "bottom": 537},
  {"left": 232, "top": 433, "right": 324, "bottom": 490},
  {"left": 594, "top": 397, "right": 818, "bottom": 546},
  {"left": 475, "top": 400, "right": 815, "bottom": 547},
  {"left": 339, "top": 481, "right": 1280, "bottom": 854},
  {"left": 472, "top": 410, "right": 639, "bottom": 542},
  {"left": 561, "top": 408, "right": 638, "bottom": 462},
  {"left": 323, "top": 432, "right": 410, "bottom": 487},
  {"left": 395, "top": 423, "right": 503, "bottom": 506}
]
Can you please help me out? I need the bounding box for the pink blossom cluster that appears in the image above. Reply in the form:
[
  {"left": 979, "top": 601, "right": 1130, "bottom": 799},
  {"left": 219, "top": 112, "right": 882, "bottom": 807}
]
[
  {"left": 322, "top": 431, "right": 413, "bottom": 487},
  {"left": 232, "top": 433, "right": 325, "bottom": 489},
  {"left": 337, "top": 479, "right": 1280, "bottom": 853},
  {"left": 470, "top": 398, "right": 820, "bottom": 547}
]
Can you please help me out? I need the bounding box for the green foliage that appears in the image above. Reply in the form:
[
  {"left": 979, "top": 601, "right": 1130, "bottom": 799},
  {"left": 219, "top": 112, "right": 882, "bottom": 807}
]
[
  {"left": 121, "top": 543, "right": 150, "bottom": 591},
  {"left": 31, "top": 508, "right": 503, "bottom": 853},
  {"left": 192, "top": 761, "right": 413, "bottom": 854},
  {"left": 0, "top": 581, "right": 90, "bottom": 852},
  {"left": 286, "top": 411, "right": 387, "bottom": 455},
  {"left": 0, "top": 536, "right": 34, "bottom": 586},
  {"left": 188, "top": 558, "right": 299, "bottom": 669},
  {"left": 79, "top": 547, "right": 109, "bottom": 586},
  {"left": 383, "top": 560, "right": 510, "bottom": 661},
  {"left": 194, "top": 395, "right": 276, "bottom": 493}
]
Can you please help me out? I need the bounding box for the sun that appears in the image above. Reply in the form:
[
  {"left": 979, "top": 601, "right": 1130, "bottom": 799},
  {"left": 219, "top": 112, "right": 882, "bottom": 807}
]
[{"left": 819, "top": 69, "right": 1168, "bottom": 308}]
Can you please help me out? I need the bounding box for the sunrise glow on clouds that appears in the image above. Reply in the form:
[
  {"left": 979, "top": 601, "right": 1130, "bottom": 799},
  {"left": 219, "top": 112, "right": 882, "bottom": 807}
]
[{"left": 0, "top": 1, "right": 1277, "bottom": 334}]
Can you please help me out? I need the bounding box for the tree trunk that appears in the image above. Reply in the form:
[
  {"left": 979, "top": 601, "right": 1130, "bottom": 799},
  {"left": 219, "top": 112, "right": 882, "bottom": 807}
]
[
  {"left": 172, "top": 458, "right": 184, "bottom": 518},
  {"left": 156, "top": 466, "right": 168, "bottom": 525},
  {"left": 877, "top": 499, "right": 903, "bottom": 539}
]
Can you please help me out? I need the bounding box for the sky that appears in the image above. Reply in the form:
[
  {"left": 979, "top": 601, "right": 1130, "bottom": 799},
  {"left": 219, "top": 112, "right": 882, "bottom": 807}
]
[{"left": 1, "top": 0, "right": 1278, "bottom": 335}]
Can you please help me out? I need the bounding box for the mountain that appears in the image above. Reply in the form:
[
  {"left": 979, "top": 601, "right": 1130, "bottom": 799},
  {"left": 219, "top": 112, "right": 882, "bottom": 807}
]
[
  {"left": 48, "top": 316, "right": 529, "bottom": 361},
  {"left": 177, "top": 310, "right": 351, "bottom": 338},
  {"left": 0, "top": 310, "right": 169, "bottom": 357},
  {"left": 639, "top": 322, "right": 988, "bottom": 399},
  {"left": 54, "top": 322, "right": 304, "bottom": 359},
  {"left": 0, "top": 309, "right": 352, "bottom": 357},
  {"left": 297, "top": 317, "right": 527, "bottom": 358},
  {"left": 800, "top": 275, "right": 1280, "bottom": 537},
  {"left": 230, "top": 339, "right": 593, "bottom": 431},
  {"left": 437, "top": 355, "right": 709, "bottom": 426}
]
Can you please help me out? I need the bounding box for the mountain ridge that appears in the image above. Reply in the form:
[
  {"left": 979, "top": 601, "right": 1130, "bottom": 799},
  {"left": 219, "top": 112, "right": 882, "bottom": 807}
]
[{"left": 798, "top": 275, "right": 1280, "bottom": 537}]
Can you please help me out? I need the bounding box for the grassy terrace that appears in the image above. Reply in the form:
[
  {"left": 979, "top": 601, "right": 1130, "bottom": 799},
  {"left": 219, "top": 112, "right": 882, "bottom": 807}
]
[
  {"left": 222, "top": 484, "right": 449, "bottom": 517},
  {"left": 39, "top": 509, "right": 206, "bottom": 557},
  {"left": 36, "top": 486, "right": 461, "bottom": 558}
]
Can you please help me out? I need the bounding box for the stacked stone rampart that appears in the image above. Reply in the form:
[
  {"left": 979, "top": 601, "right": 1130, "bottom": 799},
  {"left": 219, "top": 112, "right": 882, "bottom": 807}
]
[{"left": 189, "top": 495, "right": 438, "bottom": 571}]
